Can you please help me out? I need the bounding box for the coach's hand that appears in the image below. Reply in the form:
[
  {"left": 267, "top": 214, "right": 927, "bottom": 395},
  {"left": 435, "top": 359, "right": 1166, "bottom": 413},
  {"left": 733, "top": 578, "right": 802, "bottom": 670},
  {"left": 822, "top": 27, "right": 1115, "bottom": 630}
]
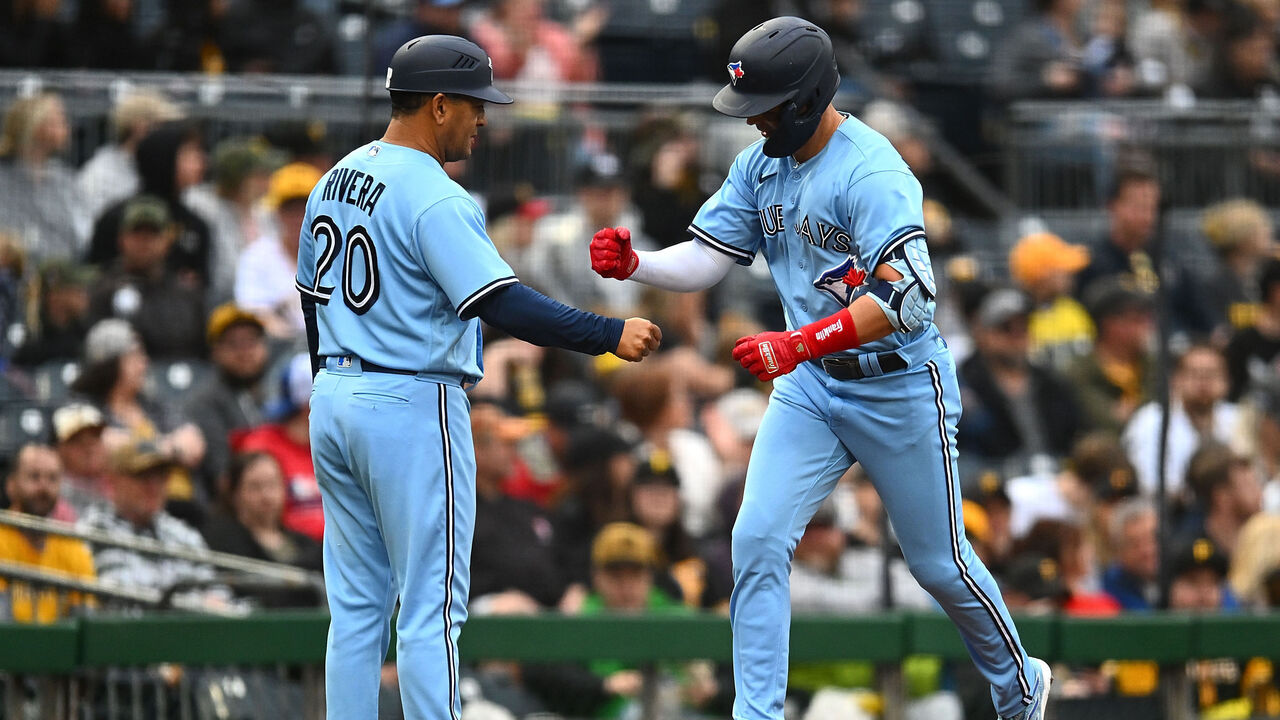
[
  {"left": 590, "top": 226, "right": 638, "bottom": 280},
  {"left": 733, "top": 329, "right": 811, "bottom": 382},
  {"left": 615, "top": 317, "right": 662, "bottom": 361}
]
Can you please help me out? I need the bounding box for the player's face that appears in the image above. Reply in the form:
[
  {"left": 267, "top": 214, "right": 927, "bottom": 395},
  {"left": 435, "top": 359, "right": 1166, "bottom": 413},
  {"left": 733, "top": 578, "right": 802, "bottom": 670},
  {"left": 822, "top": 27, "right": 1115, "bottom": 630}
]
[
  {"left": 444, "top": 95, "right": 487, "bottom": 163},
  {"left": 746, "top": 103, "right": 785, "bottom": 140}
]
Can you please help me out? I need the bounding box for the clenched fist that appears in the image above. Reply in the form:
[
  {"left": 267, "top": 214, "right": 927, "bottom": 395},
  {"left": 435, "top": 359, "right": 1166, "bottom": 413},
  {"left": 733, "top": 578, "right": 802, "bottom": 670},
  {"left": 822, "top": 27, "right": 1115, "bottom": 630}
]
[
  {"left": 615, "top": 317, "right": 662, "bottom": 361},
  {"left": 732, "top": 330, "right": 811, "bottom": 381},
  {"left": 590, "top": 226, "right": 639, "bottom": 280}
]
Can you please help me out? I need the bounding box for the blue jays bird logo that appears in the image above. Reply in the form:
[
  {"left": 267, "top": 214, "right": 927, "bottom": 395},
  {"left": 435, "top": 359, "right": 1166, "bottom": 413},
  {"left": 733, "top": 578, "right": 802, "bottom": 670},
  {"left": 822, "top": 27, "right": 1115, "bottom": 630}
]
[
  {"left": 814, "top": 256, "right": 868, "bottom": 307},
  {"left": 727, "top": 61, "right": 745, "bottom": 85}
]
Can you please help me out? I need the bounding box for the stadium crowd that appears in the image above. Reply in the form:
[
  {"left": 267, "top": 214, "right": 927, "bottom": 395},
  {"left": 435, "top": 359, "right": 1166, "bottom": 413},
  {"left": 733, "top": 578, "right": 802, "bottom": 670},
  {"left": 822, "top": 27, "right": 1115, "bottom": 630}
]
[{"left": 0, "top": 0, "right": 1278, "bottom": 718}]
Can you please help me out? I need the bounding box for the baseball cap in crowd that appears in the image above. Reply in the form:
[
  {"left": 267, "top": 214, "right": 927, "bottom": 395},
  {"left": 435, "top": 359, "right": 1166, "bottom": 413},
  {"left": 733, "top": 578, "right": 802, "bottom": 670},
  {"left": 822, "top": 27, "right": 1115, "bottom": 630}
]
[
  {"left": 713, "top": 389, "right": 768, "bottom": 444},
  {"left": 52, "top": 403, "right": 106, "bottom": 444},
  {"left": 1003, "top": 554, "right": 1069, "bottom": 602},
  {"left": 266, "top": 353, "right": 314, "bottom": 422},
  {"left": 966, "top": 470, "right": 1011, "bottom": 506},
  {"left": 591, "top": 522, "right": 658, "bottom": 570},
  {"left": 210, "top": 138, "right": 284, "bottom": 196},
  {"left": 84, "top": 319, "right": 142, "bottom": 364},
  {"left": 1067, "top": 433, "right": 1139, "bottom": 502},
  {"left": 962, "top": 499, "right": 991, "bottom": 546},
  {"left": 120, "top": 195, "right": 171, "bottom": 233},
  {"left": 562, "top": 426, "right": 635, "bottom": 473},
  {"left": 545, "top": 380, "right": 608, "bottom": 430},
  {"left": 974, "top": 289, "right": 1031, "bottom": 330},
  {"left": 267, "top": 162, "right": 324, "bottom": 209},
  {"left": 1082, "top": 277, "right": 1155, "bottom": 325},
  {"left": 206, "top": 303, "right": 265, "bottom": 346},
  {"left": 39, "top": 259, "right": 96, "bottom": 291},
  {"left": 110, "top": 438, "right": 179, "bottom": 477},
  {"left": 575, "top": 152, "right": 626, "bottom": 189},
  {"left": 634, "top": 450, "right": 680, "bottom": 488},
  {"left": 1171, "top": 537, "right": 1229, "bottom": 580},
  {"left": 1008, "top": 232, "right": 1090, "bottom": 289}
]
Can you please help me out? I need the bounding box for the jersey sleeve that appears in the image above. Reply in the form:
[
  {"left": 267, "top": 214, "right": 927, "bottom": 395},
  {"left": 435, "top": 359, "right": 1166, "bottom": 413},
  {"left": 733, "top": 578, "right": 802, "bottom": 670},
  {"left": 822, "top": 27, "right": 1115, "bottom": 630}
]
[
  {"left": 846, "top": 170, "right": 927, "bottom": 271},
  {"left": 414, "top": 195, "right": 518, "bottom": 319},
  {"left": 294, "top": 207, "right": 321, "bottom": 300},
  {"left": 688, "top": 153, "right": 763, "bottom": 266}
]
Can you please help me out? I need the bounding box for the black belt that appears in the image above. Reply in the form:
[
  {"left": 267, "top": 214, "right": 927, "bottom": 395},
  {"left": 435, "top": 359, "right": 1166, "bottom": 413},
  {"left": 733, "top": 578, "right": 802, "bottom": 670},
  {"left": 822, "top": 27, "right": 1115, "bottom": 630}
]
[
  {"left": 323, "top": 356, "right": 419, "bottom": 376},
  {"left": 817, "top": 351, "right": 908, "bottom": 381}
]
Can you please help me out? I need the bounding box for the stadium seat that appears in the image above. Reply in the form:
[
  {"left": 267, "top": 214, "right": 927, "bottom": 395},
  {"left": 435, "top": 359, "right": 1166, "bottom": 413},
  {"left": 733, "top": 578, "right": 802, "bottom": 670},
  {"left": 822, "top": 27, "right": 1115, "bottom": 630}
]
[
  {"left": 0, "top": 402, "right": 54, "bottom": 456},
  {"left": 145, "top": 359, "right": 214, "bottom": 411},
  {"left": 856, "top": 0, "right": 934, "bottom": 73},
  {"left": 32, "top": 360, "right": 81, "bottom": 403},
  {"left": 924, "top": 0, "right": 1027, "bottom": 81}
]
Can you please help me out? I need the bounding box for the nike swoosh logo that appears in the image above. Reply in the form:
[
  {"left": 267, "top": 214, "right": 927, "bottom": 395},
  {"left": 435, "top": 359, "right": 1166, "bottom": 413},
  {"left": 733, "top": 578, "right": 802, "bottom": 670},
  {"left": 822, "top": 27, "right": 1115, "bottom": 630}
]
[{"left": 758, "top": 170, "right": 776, "bottom": 185}]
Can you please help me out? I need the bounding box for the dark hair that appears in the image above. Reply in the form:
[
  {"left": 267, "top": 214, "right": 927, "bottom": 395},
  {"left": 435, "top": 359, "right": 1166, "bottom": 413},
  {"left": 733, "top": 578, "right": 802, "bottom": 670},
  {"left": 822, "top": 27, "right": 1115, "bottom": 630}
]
[
  {"left": 69, "top": 358, "right": 121, "bottom": 404},
  {"left": 390, "top": 90, "right": 432, "bottom": 118},
  {"left": 1108, "top": 165, "right": 1159, "bottom": 204},
  {"left": 1185, "top": 442, "right": 1240, "bottom": 510},
  {"left": 1260, "top": 258, "right": 1280, "bottom": 301},
  {"left": 222, "top": 451, "right": 280, "bottom": 512}
]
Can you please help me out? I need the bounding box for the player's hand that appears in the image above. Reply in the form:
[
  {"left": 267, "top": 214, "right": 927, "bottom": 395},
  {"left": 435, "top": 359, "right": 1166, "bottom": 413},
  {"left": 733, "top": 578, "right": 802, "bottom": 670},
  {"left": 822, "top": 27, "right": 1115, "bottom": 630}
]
[
  {"left": 615, "top": 317, "right": 662, "bottom": 361},
  {"left": 732, "top": 329, "right": 811, "bottom": 382},
  {"left": 590, "top": 226, "right": 638, "bottom": 280}
]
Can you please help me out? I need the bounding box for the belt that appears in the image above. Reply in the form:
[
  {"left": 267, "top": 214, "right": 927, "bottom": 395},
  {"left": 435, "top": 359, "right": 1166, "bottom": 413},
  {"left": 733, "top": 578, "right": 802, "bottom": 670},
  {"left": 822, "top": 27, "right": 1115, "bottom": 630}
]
[
  {"left": 817, "top": 351, "right": 909, "bottom": 381},
  {"left": 323, "top": 355, "right": 418, "bottom": 376}
]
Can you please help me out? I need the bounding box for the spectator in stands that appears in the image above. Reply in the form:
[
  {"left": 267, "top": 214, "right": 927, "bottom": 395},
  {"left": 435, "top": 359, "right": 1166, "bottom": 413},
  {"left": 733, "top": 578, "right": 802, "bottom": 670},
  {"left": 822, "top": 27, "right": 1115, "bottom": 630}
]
[
  {"left": 0, "top": 231, "right": 27, "bottom": 368},
  {"left": 958, "top": 289, "right": 1082, "bottom": 477},
  {"left": 0, "top": 443, "right": 96, "bottom": 623},
  {"left": 1229, "top": 512, "right": 1280, "bottom": 608},
  {"left": 1014, "top": 519, "right": 1121, "bottom": 615},
  {"left": 150, "top": 0, "right": 227, "bottom": 72},
  {"left": 988, "top": 0, "right": 1095, "bottom": 101},
  {"left": 374, "top": 0, "right": 468, "bottom": 73},
  {"left": 1170, "top": 536, "right": 1240, "bottom": 609},
  {"left": 469, "top": 401, "right": 574, "bottom": 613},
  {"left": 999, "top": 554, "right": 1070, "bottom": 613},
  {"left": 201, "top": 451, "right": 321, "bottom": 606},
  {"left": 527, "top": 152, "right": 651, "bottom": 316},
  {"left": 611, "top": 363, "right": 722, "bottom": 538},
  {"left": 0, "top": 0, "right": 72, "bottom": 68},
  {"left": 1009, "top": 231, "right": 1095, "bottom": 371},
  {"left": 79, "top": 438, "right": 238, "bottom": 611},
  {"left": 1181, "top": 443, "right": 1263, "bottom": 557},
  {"left": 1226, "top": 258, "right": 1280, "bottom": 401},
  {"left": 1076, "top": 167, "right": 1162, "bottom": 297},
  {"left": 235, "top": 162, "right": 320, "bottom": 341},
  {"left": 69, "top": 0, "right": 152, "bottom": 70},
  {"left": 77, "top": 90, "right": 183, "bottom": 223},
  {"left": 701, "top": 388, "right": 767, "bottom": 485},
  {"left": 237, "top": 353, "right": 321, "bottom": 542},
  {"left": 1201, "top": 199, "right": 1276, "bottom": 335},
  {"left": 1101, "top": 497, "right": 1159, "bottom": 609},
  {"left": 1130, "top": 0, "right": 1222, "bottom": 94},
  {"left": 1081, "top": 0, "right": 1140, "bottom": 98},
  {"left": 218, "top": 0, "right": 337, "bottom": 74},
  {"left": 184, "top": 304, "right": 268, "bottom": 497},
  {"left": 1123, "top": 344, "right": 1240, "bottom": 497},
  {"left": 1066, "top": 278, "right": 1157, "bottom": 435},
  {"left": 472, "top": 0, "right": 600, "bottom": 82},
  {"left": 552, "top": 426, "right": 637, "bottom": 588},
  {"left": 12, "top": 261, "right": 94, "bottom": 369},
  {"left": 51, "top": 403, "right": 110, "bottom": 518},
  {"left": 87, "top": 119, "right": 212, "bottom": 289},
  {"left": 630, "top": 114, "right": 711, "bottom": 249},
  {"left": 0, "top": 92, "right": 91, "bottom": 263},
  {"left": 70, "top": 319, "right": 206, "bottom": 514},
  {"left": 967, "top": 470, "right": 1016, "bottom": 573},
  {"left": 185, "top": 138, "right": 281, "bottom": 304},
  {"left": 87, "top": 196, "right": 207, "bottom": 359},
  {"left": 1199, "top": 2, "right": 1280, "bottom": 98}
]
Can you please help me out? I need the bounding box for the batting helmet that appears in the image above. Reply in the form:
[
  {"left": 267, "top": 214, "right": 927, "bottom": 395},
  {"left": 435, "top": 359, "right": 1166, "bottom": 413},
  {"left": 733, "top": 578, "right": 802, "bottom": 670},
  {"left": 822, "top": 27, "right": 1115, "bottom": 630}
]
[
  {"left": 385, "top": 35, "right": 513, "bottom": 105},
  {"left": 713, "top": 17, "right": 840, "bottom": 158}
]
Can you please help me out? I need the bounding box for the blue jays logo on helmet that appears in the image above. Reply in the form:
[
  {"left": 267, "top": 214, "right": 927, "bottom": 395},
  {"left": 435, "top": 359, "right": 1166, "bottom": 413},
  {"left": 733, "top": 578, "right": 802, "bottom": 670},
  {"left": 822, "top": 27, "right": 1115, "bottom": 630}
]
[{"left": 727, "top": 61, "right": 745, "bottom": 86}]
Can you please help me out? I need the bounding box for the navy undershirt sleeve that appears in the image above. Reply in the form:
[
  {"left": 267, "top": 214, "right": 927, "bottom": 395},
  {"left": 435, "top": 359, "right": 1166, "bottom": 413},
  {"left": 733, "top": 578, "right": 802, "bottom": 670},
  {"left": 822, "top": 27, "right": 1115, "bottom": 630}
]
[
  {"left": 473, "top": 282, "right": 624, "bottom": 356},
  {"left": 300, "top": 294, "right": 321, "bottom": 377}
]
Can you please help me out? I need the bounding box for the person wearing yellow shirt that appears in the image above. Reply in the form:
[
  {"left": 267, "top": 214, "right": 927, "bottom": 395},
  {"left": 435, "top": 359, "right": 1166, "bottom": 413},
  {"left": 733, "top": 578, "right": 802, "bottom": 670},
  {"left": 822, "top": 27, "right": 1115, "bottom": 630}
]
[
  {"left": 1008, "top": 231, "right": 1095, "bottom": 372},
  {"left": 0, "top": 444, "right": 95, "bottom": 623}
]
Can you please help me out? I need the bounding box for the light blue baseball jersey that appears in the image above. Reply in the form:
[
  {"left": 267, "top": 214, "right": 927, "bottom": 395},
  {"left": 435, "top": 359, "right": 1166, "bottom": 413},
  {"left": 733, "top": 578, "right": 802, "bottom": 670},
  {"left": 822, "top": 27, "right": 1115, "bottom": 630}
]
[
  {"left": 296, "top": 141, "right": 516, "bottom": 378},
  {"left": 689, "top": 114, "right": 933, "bottom": 355}
]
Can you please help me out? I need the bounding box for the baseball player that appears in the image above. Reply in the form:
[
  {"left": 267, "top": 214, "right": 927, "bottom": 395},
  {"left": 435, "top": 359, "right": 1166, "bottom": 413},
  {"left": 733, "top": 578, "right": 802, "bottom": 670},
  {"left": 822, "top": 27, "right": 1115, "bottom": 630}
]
[
  {"left": 590, "top": 17, "right": 1051, "bottom": 720},
  {"left": 296, "top": 36, "right": 661, "bottom": 719}
]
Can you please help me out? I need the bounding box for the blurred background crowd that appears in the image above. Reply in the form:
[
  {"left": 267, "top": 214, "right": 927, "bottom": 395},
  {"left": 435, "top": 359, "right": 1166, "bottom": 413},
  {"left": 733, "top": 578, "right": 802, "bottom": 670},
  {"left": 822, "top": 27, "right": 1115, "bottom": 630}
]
[{"left": 0, "top": 0, "right": 1279, "bottom": 718}]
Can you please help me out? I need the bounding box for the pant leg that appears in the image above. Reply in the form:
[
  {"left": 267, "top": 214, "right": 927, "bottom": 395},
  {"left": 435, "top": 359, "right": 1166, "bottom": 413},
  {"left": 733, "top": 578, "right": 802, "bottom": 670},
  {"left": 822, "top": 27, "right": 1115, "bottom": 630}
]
[
  {"left": 330, "top": 375, "right": 474, "bottom": 720},
  {"left": 731, "top": 373, "right": 854, "bottom": 720},
  {"left": 311, "top": 370, "right": 398, "bottom": 720},
  {"left": 833, "top": 353, "right": 1037, "bottom": 718}
]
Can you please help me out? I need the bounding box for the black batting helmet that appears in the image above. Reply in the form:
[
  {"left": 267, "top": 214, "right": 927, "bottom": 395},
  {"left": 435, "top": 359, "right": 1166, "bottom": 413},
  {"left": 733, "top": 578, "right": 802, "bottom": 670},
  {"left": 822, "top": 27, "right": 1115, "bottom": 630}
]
[
  {"left": 713, "top": 17, "right": 839, "bottom": 158},
  {"left": 385, "top": 35, "right": 513, "bottom": 104}
]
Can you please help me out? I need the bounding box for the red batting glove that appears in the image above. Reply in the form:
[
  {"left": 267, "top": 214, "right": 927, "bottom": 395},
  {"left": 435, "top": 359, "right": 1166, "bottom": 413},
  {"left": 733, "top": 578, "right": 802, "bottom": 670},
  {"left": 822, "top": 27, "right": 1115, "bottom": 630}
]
[
  {"left": 590, "top": 226, "right": 639, "bottom": 280},
  {"left": 732, "top": 330, "right": 811, "bottom": 381}
]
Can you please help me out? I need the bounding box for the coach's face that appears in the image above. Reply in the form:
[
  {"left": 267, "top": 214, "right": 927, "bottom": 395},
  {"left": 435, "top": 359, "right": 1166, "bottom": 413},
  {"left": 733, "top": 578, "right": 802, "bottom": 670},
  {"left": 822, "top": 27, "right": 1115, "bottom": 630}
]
[{"left": 439, "top": 94, "right": 487, "bottom": 163}]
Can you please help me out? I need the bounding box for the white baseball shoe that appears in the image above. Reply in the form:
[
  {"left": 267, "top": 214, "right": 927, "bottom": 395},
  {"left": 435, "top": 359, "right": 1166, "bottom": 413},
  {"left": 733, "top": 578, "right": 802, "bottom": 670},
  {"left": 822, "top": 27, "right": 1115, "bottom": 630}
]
[{"left": 999, "top": 657, "right": 1052, "bottom": 720}]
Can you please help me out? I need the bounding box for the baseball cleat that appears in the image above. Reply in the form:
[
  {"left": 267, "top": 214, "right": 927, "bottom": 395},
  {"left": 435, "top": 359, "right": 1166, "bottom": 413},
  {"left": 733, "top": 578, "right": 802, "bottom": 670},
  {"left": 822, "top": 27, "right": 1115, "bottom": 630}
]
[{"left": 1000, "top": 657, "right": 1052, "bottom": 720}]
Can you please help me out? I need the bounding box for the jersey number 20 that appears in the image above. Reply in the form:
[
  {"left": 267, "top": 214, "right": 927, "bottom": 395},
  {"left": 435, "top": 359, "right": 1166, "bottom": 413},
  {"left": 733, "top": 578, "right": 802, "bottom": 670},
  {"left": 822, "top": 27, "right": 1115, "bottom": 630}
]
[{"left": 304, "top": 215, "right": 380, "bottom": 315}]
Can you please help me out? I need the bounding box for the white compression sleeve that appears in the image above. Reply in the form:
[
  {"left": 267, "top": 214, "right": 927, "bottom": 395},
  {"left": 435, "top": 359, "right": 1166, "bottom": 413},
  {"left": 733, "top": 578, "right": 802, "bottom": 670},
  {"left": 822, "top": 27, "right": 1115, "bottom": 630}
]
[{"left": 630, "top": 240, "right": 736, "bottom": 292}]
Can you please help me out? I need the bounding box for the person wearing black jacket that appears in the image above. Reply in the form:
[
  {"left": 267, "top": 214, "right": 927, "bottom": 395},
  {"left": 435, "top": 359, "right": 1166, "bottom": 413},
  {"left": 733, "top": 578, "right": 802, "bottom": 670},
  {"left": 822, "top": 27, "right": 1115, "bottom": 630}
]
[
  {"left": 958, "top": 289, "right": 1082, "bottom": 477},
  {"left": 86, "top": 120, "right": 212, "bottom": 289}
]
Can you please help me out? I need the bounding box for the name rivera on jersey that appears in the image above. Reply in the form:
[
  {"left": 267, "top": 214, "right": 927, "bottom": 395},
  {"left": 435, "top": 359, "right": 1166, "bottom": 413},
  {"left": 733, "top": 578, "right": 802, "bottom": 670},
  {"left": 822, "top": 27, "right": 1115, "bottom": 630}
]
[{"left": 320, "top": 167, "right": 387, "bottom": 216}]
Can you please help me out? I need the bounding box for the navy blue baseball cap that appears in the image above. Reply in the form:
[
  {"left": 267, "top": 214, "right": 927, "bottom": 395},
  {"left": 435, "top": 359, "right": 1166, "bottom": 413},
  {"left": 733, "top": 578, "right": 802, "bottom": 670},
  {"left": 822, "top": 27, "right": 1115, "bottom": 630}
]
[{"left": 385, "top": 35, "right": 513, "bottom": 104}]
